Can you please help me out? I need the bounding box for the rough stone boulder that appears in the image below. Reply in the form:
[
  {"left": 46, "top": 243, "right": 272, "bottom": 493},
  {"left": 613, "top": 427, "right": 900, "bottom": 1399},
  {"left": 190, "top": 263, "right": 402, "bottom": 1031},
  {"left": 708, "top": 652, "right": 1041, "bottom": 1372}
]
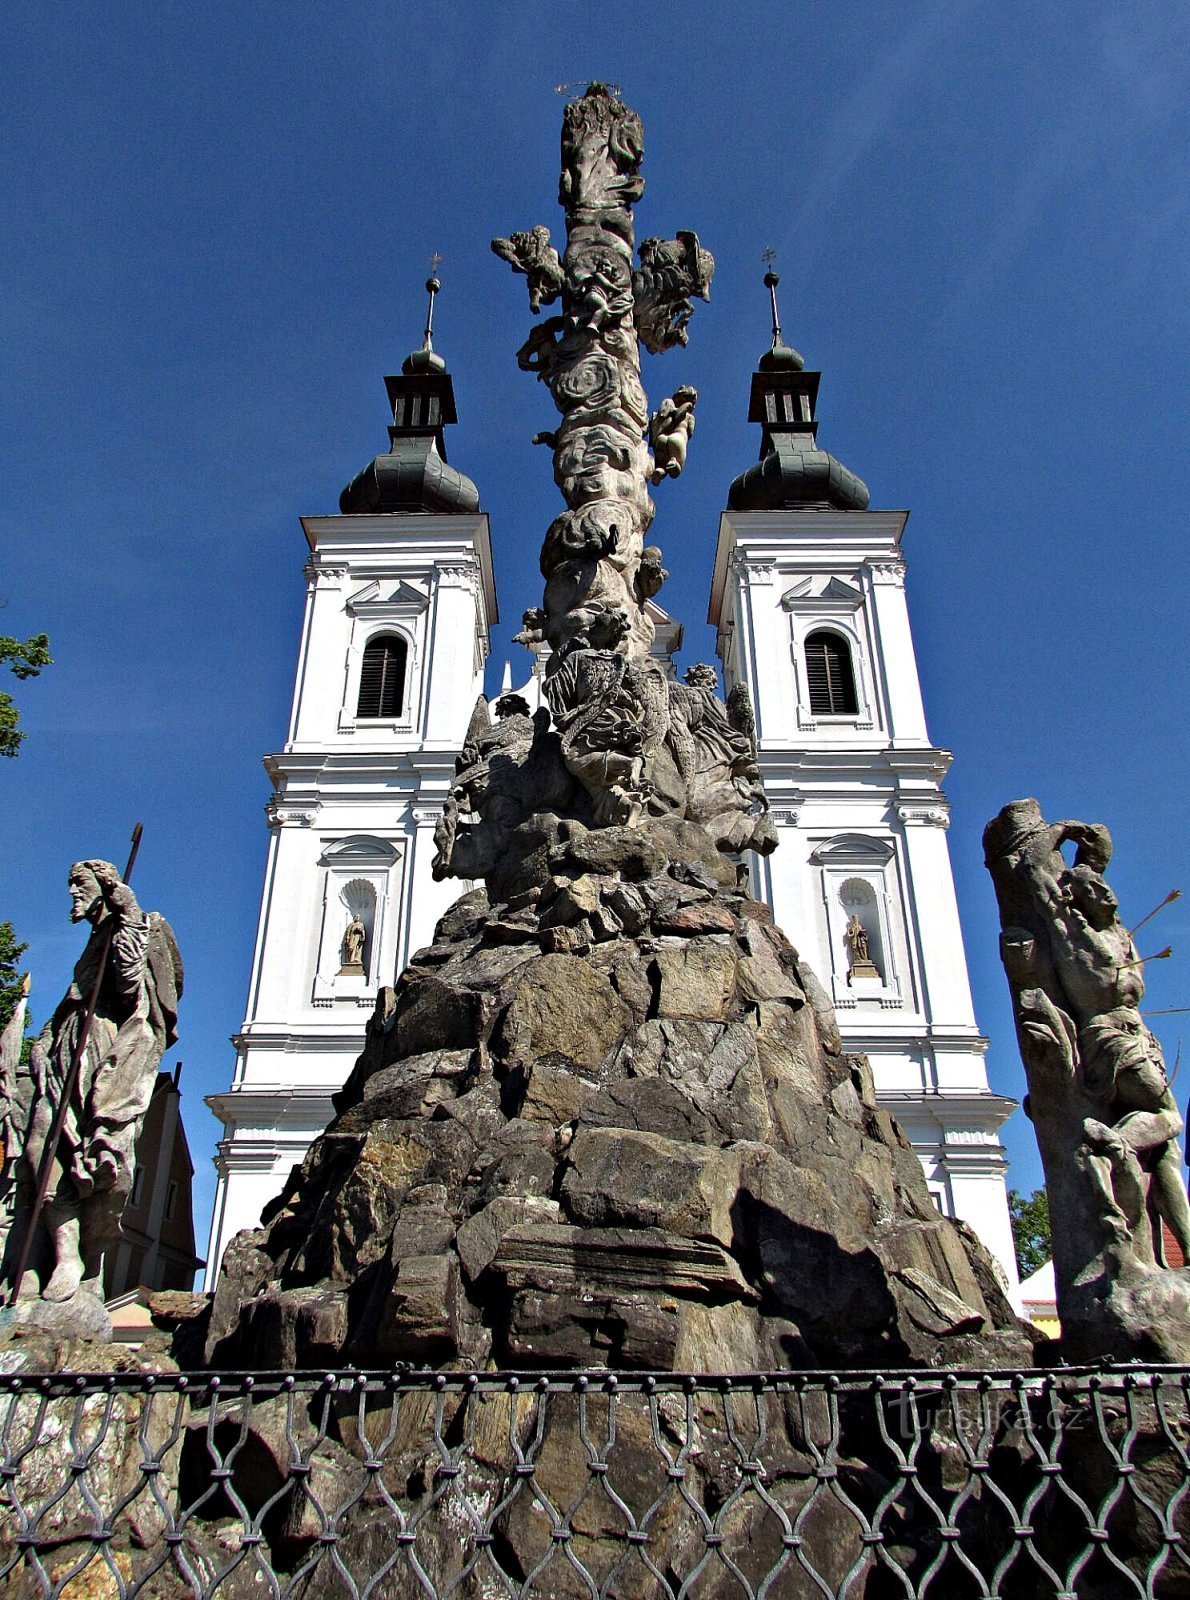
[{"left": 210, "top": 818, "right": 1030, "bottom": 1376}]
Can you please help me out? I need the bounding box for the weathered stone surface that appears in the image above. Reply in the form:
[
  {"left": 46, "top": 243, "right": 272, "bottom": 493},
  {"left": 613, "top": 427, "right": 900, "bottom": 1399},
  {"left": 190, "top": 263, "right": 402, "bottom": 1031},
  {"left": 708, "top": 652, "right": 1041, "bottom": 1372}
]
[
  {"left": 394, "top": 973, "right": 490, "bottom": 1056},
  {"left": 654, "top": 901, "right": 737, "bottom": 937},
  {"left": 652, "top": 939, "right": 736, "bottom": 1018},
  {"left": 456, "top": 1195, "right": 561, "bottom": 1281},
  {"left": 499, "top": 953, "right": 631, "bottom": 1071},
  {"left": 0, "top": 1335, "right": 180, "bottom": 1562},
  {"left": 561, "top": 1127, "right": 738, "bottom": 1243},
  {"left": 493, "top": 1222, "right": 758, "bottom": 1303},
  {"left": 567, "top": 827, "right": 668, "bottom": 880},
  {"left": 582, "top": 1075, "right": 717, "bottom": 1145},
  {"left": 507, "top": 1053, "right": 603, "bottom": 1125},
  {"left": 379, "top": 1253, "right": 460, "bottom": 1361}
]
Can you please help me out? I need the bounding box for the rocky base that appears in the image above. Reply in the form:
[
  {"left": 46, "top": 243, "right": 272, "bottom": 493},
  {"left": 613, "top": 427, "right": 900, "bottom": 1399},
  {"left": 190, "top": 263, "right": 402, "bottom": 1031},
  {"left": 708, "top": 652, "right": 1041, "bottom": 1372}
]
[
  {"left": 0, "top": 1287, "right": 112, "bottom": 1342},
  {"left": 208, "top": 815, "right": 1030, "bottom": 1374}
]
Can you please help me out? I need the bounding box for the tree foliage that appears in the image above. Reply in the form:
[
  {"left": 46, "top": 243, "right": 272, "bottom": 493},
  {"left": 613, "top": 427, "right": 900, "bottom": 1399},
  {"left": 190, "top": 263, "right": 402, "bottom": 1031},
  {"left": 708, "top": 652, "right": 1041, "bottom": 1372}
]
[
  {"left": 1008, "top": 1187, "right": 1051, "bottom": 1279},
  {"left": 0, "top": 920, "right": 34, "bottom": 1068},
  {"left": 0, "top": 920, "right": 29, "bottom": 1032},
  {"left": 0, "top": 633, "right": 52, "bottom": 757}
]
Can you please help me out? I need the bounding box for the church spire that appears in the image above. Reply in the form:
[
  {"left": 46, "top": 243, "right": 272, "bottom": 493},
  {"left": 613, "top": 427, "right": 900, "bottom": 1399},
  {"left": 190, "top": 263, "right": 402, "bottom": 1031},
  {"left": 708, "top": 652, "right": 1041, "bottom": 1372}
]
[
  {"left": 727, "top": 262, "right": 868, "bottom": 512},
  {"left": 339, "top": 265, "right": 479, "bottom": 515}
]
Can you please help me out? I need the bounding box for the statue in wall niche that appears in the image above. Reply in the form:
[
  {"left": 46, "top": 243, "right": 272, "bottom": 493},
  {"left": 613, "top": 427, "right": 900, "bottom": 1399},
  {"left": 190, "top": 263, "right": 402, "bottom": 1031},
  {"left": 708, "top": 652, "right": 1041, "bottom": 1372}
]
[
  {"left": 845, "top": 914, "right": 881, "bottom": 981},
  {"left": 985, "top": 798, "right": 1190, "bottom": 1359},
  {"left": 2, "top": 860, "right": 181, "bottom": 1330},
  {"left": 339, "top": 914, "right": 366, "bottom": 974}
]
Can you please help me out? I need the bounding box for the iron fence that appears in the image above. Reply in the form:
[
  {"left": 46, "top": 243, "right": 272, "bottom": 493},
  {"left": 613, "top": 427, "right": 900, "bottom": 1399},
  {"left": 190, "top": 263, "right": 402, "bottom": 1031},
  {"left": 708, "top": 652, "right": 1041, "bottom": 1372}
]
[{"left": 2, "top": 1364, "right": 1189, "bottom": 1598}]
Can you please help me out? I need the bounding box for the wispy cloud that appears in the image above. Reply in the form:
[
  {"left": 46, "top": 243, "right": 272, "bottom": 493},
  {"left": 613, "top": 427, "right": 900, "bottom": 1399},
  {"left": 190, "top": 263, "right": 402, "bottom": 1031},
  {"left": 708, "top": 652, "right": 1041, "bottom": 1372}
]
[
  {"left": 945, "top": 2, "right": 1190, "bottom": 320},
  {"left": 780, "top": 0, "right": 981, "bottom": 275}
]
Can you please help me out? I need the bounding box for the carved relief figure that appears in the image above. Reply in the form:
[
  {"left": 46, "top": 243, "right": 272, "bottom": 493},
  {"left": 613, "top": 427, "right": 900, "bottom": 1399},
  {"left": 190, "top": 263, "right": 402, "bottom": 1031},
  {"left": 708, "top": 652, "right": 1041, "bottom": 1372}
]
[
  {"left": 4, "top": 861, "right": 181, "bottom": 1316},
  {"left": 433, "top": 695, "right": 577, "bottom": 883},
  {"left": 664, "top": 666, "right": 777, "bottom": 855},
  {"left": 634, "top": 233, "right": 715, "bottom": 353}
]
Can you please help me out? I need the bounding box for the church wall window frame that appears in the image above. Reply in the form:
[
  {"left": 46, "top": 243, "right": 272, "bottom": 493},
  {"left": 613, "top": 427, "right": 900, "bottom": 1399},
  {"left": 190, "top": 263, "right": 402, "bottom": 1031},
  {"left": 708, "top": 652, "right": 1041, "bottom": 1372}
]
[
  {"left": 804, "top": 629, "right": 859, "bottom": 718},
  {"left": 354, "top": 632, "right": 408, "bottom": 721},
  {"left": 311, "top": 835, "right": 403, "bottom": 1002},
  {"left": 780, "top": 580, "right": 877, "bottom": 732},
  {"left": 338, "top": 577, "right": 432, "bottom": 735},
  {"left": 342, "top": 621, "right": 419, "bottom": 733},
  {"left": 810, "top": 834, "right": 906, "bottom": 1009}
]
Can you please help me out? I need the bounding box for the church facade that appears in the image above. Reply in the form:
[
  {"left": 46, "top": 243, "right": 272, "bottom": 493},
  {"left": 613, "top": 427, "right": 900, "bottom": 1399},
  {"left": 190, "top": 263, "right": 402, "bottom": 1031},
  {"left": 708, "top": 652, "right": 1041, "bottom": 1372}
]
[{"left": 204, "top": 299, "right": 1019, "bottom": 1298}]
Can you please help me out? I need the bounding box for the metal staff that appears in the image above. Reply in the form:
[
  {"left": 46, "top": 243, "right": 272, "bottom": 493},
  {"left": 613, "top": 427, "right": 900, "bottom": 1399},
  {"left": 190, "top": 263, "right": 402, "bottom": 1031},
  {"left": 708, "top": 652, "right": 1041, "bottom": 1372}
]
[{"left": 7, "top": 824, "right": 143, "bottom": 1306}]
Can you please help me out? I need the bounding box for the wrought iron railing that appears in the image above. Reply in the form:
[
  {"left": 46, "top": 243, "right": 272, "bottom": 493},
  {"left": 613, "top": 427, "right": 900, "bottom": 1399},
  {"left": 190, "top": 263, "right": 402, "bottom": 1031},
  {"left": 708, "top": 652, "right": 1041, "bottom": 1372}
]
[{"left": 2, "top": 1365, "right": 1189, "bottom": 1598}]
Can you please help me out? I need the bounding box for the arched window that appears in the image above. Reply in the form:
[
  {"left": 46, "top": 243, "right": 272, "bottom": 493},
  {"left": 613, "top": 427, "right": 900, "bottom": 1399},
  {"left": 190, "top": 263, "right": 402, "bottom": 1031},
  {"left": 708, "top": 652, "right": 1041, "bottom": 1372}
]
[
  {"left": 356, "top": 634, "right": 407, "bottom": 718},
  {"left": 804, "top": 631, "right": 858, "bottom": 716}
]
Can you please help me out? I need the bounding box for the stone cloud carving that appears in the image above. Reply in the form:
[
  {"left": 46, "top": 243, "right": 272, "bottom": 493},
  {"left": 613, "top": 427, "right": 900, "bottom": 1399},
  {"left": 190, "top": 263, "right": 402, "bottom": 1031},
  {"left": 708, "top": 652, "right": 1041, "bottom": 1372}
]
[{"left": 985, "top": 798, "right": 1190, "bottom": 1360}]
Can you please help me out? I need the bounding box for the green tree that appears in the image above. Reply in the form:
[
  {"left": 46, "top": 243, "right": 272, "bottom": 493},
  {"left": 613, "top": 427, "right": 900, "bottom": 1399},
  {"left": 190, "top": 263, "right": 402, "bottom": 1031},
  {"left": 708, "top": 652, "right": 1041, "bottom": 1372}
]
[
  {"left": 0, "top": 633, "right": 52, "bottom": 757},
  {"left": 0, "top": 920, "right": 29, "bottom": 1030},
  {"left": 1008, "top": 1187, "right": 1051, "bottom": 1279}
]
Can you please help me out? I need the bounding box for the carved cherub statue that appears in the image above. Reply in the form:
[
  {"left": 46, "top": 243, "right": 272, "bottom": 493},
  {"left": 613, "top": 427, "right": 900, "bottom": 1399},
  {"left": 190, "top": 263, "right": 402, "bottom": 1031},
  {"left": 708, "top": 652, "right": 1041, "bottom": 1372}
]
[
  {"left": 648, "top": 386, "right": 697, "bottom": 485},
  {"left": 492, "top": 226, "right": 565, "bottom": 314}
]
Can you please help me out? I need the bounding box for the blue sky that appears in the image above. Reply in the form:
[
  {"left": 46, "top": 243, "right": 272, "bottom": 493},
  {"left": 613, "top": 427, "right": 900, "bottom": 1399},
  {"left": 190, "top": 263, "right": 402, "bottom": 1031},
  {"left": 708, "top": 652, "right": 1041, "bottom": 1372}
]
[{"left": 3, "top": 1, "right": 1188, "bottom": 1251}]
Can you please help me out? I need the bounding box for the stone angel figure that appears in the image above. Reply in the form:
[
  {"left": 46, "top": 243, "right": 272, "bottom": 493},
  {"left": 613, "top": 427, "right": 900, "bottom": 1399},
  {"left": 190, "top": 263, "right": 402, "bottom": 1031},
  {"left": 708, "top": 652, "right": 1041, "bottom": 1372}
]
[{"left": 491, "top": 226, "right": 565, "bottom": 315}]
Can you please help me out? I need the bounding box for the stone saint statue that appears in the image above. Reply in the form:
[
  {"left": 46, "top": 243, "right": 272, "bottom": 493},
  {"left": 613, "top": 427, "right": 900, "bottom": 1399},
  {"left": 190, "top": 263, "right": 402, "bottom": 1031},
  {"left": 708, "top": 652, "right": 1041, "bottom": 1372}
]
[
  {"left": 985, "top": 798, "right": 1190, "bottom": 1360},
  {"left": 339, "top": 913, "right": 366, "bottom": 974},
  {"left": 3, "top": 860, "right": 181, "bottom": 1331},
  {"left": 844, "top": 913, "right": 880, "bottom": 981}
]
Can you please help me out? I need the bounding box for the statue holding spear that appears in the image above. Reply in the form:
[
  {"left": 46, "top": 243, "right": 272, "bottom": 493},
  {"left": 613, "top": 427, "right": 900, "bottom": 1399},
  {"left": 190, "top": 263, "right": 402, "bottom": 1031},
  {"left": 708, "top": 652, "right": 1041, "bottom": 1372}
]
[{"left": 2, "top": 829, "right": 182, "bottom": 1335}]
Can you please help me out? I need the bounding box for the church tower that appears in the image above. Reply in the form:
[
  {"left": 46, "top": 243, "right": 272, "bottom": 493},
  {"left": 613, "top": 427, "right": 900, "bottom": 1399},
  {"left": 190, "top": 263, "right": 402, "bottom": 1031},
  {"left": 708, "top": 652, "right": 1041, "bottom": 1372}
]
[
  {"left": 709, "top": 275, "right": 1019, "bottom": 1291},
  {"left": 204, "top": 283, "right": 497, "bottom": 1278}
]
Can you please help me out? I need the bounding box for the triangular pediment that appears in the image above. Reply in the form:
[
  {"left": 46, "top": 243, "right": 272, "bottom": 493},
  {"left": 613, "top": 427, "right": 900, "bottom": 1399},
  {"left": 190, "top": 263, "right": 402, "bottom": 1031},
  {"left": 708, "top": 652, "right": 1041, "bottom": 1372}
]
[
  {"left": 780, "top": 574, "right": 862, "bottom": 609},
  {"left": 346, "top": 578, "right": 430, "bottom": 614}
]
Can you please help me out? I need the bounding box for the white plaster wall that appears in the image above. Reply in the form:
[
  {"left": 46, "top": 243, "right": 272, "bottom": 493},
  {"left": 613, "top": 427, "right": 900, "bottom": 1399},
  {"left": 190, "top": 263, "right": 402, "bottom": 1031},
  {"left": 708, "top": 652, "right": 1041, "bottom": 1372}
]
[
  {"left": 205, "top": 511, "right": 494, "bottom": 1284},
  {"left": 711, "top": 508, "right": 1020, "bottom": 1300}
]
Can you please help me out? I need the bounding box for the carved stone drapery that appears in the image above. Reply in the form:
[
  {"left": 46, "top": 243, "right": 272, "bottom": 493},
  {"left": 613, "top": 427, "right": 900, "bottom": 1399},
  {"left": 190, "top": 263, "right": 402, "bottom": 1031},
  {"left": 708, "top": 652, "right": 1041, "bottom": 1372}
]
[{"left": 985, "top": 798, "right": 1190, "bottom": 1360}]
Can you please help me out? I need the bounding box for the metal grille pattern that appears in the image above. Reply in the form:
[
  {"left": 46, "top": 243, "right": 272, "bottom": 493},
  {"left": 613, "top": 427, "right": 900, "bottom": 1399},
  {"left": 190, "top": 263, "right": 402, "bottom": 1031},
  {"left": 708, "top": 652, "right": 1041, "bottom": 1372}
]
[{"left": 2, "top": 1365, "right": 1189, "bottom": 1598}]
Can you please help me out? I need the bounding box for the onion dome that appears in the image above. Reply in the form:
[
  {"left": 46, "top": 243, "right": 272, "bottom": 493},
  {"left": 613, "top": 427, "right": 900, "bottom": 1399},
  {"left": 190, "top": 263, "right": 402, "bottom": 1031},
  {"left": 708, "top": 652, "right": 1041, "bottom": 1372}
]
[
  {"left": 727, "top": 269, "right": 869, "bottom": 512},
  {"left": 340, "top": 275, "right": 480, "bottom": 515}
]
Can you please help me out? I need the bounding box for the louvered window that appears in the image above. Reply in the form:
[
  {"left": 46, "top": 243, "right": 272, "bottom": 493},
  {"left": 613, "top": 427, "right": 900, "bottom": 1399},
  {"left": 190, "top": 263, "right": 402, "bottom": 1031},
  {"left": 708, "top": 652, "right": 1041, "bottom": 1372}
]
[
  {"left": 356, "top": 634, "right": 407, "bottom": 718},
  {"left": 805, "top": 632, "right": 858, "bottom": 716}
]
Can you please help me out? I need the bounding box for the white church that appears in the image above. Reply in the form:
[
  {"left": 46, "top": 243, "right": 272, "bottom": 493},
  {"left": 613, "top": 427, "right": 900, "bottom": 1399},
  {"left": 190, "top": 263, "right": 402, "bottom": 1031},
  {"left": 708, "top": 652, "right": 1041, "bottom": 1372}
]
[{"left": 203, "top": 288, "right": 1020, "bottom": 1299}]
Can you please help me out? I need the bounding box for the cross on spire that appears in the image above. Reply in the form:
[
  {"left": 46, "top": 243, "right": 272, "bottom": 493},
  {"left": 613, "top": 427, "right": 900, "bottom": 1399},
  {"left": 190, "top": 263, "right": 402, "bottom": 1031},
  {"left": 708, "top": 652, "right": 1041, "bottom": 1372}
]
[
  {"left": 762, "top": 248, "right": 782, "bottom": 346},
  {"left": 423, "top": 256, "right": 442, "bottom": 352}
]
